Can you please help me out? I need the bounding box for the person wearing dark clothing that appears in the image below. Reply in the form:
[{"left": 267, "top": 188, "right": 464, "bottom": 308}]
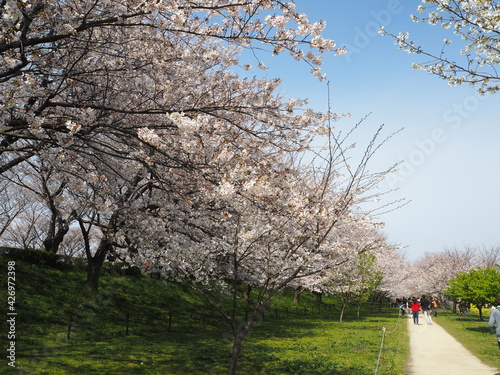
[{"left": 420, "top": 295, "right": 433, "bottom": 325}]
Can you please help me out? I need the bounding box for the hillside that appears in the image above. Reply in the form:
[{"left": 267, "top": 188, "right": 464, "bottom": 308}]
[{"left": 0, "top": 249, "right": 409, "bottom": 374}]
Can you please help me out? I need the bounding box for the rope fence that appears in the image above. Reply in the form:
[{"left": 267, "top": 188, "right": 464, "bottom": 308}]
[{"left": 374, "top": 306, "right": 405, "bottom": 375}]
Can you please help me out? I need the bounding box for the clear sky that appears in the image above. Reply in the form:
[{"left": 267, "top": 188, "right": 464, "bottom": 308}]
[{"left": 249, "top": 0, "right": 500, "bottom": 261}]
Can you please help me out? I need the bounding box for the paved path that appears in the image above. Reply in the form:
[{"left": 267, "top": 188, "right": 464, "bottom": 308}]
[{"left": 407, "top": 314, "right": 500, "bottom": 375}]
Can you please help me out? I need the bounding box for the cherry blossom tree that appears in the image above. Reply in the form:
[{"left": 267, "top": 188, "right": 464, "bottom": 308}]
[
  {"left": 331, "top": 252, "right": 383, "bottom": 322},
  {"left": 380, "top": 0, "right": 500, "bottom": 94},
  {"left": 476, "top": 245, "right": 500, "bottom": 268},
  {"left": 125, "top": 112, "right": 397, "bottom": 373},
  {"left": 375, "top": 245, "right": 411, "bottom": 299},
  {"left": 0, "top": 179, "right": 27, "bottom": 240},
  {"left": 0, "top": 197, "right": 47, "bottom": 250},
  {"left": 405, "top": 246, "right": 478, "bottom": 311},
  {"left": 2, "top": 159, "right": 76, "bottom": 253}
]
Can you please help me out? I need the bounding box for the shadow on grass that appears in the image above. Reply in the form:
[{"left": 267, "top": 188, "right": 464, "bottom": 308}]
[
  {"left": 465, "top": 326, "right": 494, "bottom": 334},
  {"left": 18, "top": 330, "right": 233, "bottom": 374},
  {"left": 16, "top": 311, "right": 402, "bottom": 374}
]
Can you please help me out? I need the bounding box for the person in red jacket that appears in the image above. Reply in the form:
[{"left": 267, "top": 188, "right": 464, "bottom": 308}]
[{"left": 410, "top": 297, "right": 421, "bottom": 325}]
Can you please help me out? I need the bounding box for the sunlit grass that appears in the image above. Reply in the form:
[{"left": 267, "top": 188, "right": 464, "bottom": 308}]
[{"left": 1, "top": 256, "right": 410, "bottom": 374}]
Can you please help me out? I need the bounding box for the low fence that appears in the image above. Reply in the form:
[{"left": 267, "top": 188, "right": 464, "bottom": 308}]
[{"left": 58, "top": 302, "right": 340, "bottom": 340}]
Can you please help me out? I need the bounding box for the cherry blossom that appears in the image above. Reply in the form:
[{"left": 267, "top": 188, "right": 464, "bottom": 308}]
[{"left": 381, "top": 0, "right": 500, "bottom": 94}]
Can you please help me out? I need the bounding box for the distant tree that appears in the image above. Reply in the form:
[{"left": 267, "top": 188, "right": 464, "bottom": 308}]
[
  {"left": 444, "top": 266, "right": 500, "bottom": 320},
  {"left": 381, "top": 0, "right": 500, "bottom": 94},
  {"left": 0, "top": 179, "right": 27, "bottom": 239},
  {"left": 4, "top": 159, "right": 75, "bottom": 253},
  {"left": 376, "top": 245, "right": 411, "bottom": 298},
  {"left": 340, "top": 252, "right": 383, "bottom": 321},
  {"left": 411, "top": 246, "right": 476, "bottom": 298},
  {"left": 476, "top": 245, "right": 500, "bottom": 268}
]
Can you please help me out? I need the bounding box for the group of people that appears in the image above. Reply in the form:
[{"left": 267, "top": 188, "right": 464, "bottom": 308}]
[
  {"left": 396, "top": 295, "right": 500, "bottom": 350},
  {"left": 396, "top": 295, "right": 439, "bottom": 325}
]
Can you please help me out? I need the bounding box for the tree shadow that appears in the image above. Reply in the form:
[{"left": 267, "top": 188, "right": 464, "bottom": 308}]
[{"left": 465, "top": 326, "right": 493, "bottom": 334}]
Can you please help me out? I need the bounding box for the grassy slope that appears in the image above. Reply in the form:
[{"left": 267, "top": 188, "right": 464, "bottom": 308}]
[{"left": 0, "top": 254, "right": 409, "bottom": 374}]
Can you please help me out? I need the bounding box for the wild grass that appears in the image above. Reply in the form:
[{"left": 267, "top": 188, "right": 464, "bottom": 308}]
[
  {"left": 434, "top": 308, "right": 500, "bottom": 371},
  {"left": 0, "top": 255, "right": 409, "bottom": 374}
]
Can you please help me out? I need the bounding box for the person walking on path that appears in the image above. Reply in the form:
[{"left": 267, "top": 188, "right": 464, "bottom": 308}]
[
  {"left": 421, "top": 295, "right": 433, "bottom": 325},
  {"left": 432, "top": 296, "right": 439, "bottom": 317},
  {"left": 488, "top": 295, "right": 500, "bottom": 350},
  {"left": 410, "top": 297, "right": 421, "bottom": 325}
]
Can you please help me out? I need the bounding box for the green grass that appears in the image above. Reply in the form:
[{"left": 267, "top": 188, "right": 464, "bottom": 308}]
[
  {"left": 434, "top": 309, "right": 500, "bottom": 371},
  {"left": 0, "top": 253, "right": 409, "bottom": 374}
]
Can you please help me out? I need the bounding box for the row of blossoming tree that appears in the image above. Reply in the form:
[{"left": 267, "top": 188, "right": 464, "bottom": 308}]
[
  {"left": 0, "top": 1, "right": 402, "bottom": 372},
  {"left": 3, "top": 1, "right": 498, "bottom": 372}
]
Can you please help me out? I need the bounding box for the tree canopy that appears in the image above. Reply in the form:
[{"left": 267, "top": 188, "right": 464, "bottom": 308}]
[{"left": 445, "top": 266, "right": 500, "bottom": 319}]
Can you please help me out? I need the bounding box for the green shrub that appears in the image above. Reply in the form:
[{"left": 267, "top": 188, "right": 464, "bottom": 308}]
[{"left": 0, "top": 247, "right": 69, "bottom": 270}]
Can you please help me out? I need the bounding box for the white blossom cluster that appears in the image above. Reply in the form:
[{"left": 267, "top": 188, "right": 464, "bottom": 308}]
[{"left": 383, "top": 0, "right": 500, "bottom": 94}]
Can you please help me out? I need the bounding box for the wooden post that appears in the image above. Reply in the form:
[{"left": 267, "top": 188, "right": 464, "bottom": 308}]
[
  {"left": 126, "top": 312, "right": 130, "bottom": 336},
  {"left": 67, "top": 313, "right": 73, "bottom": 340}
]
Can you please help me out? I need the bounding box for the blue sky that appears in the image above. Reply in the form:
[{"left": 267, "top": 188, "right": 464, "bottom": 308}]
[{"left": 249, "top": 0, "right": 500, "bottom": 261}]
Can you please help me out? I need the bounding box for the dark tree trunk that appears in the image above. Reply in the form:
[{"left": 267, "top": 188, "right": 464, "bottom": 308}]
[
  {"left": 228, "top": 331, "right": 245, "bottom": 375},
  {"left": 369, "top": 292, "right": 377, "bottom": 312},
  {"left": 42, "top": 179, "right": 68, "bottom": 254},
  {"left": 85, "top": 238, "right": 111, "bottom": 291},
  {"left": 43, "top": 218, "right": 69, "bottom": 253},
  {"left": 313, "top": 291, "right": 323, "bottom": 304},
  {"left": 227, "top": 302, "right": 267, "bottom": 375}
]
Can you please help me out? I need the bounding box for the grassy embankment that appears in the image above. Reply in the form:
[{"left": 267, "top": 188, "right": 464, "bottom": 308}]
[{"left": 0, "top": 250, "right": 409, "bottom": 374}]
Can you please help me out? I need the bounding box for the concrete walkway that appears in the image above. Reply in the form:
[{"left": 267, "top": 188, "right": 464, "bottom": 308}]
[{"left": 407, "top": 314, "right": 500, "bottom": 375}]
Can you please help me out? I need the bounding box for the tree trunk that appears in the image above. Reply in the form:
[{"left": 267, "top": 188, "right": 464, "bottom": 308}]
[
  {"left": 369, "top": 293, "right": 377, "bottom": 312},
  {"left": 339, "top": 301, "right": 346, "bottom": 323},
  {"left": 293, "top": 288, "right": 304, "bottom": 304},
  {"left": 227, "top": 303, "right": 266, "bottom": 375},
  {"left": 85, "top": 238, "right": 110, "bottom": 291},
  {"left": 228, "top": 331, "right": 245, "bottom": 375},
  {"left": 242, "top": 284, "right": 252, "bottom": 303},
  {"left": 43, "top": 218, "right": 69, "bottom": 253},
  {"left": 313, "top": 291, "right": 323, "bottom": 304}
]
